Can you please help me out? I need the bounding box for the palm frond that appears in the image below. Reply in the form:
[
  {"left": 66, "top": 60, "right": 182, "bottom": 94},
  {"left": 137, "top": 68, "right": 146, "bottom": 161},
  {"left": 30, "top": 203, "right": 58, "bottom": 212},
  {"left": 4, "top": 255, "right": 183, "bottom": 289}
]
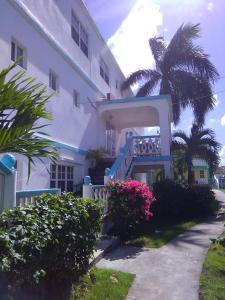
[
  {"left": 0, "top": 63, "right": 58, "bottom": 178},
  {"left": 136, "top": 71, "right": 161, "bottom": 96},
  {"left": 149, "top": 36, "right": 166, "bottom": 65},
  {"left": 121, "top": 69, "right": 158, "bottom": 90}
]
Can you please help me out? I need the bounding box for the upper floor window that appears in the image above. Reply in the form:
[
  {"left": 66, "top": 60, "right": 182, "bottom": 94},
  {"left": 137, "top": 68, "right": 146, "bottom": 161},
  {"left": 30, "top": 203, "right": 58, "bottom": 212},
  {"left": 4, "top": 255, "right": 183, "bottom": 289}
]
[
  {"left": 49, "top": 70, "right": 59, "bottom": 92},
  {"left": 100, "top": 58, "right": 109, "bottom": 85},
  {"left": 73, "top": 90, "right": 80, "bottom": 108},
  {"left": 11, "top": 39, "right": 26, "bottom": 68},
  {"left": 71, "top": 11, "right": 88, "bottom": 58}
]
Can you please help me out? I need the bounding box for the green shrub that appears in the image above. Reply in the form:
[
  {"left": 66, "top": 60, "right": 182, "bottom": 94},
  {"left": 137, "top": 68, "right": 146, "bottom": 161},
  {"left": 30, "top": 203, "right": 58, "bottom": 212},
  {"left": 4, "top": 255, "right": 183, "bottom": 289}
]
[
  {"left": 0, "top": 193, "right": 102, "bottom": 300},
  {"left": 107, "top": 180, "right": 153, "bottom": 240},
  {"left": 152, "top": 179, "right": 217, "bottom": 219}
]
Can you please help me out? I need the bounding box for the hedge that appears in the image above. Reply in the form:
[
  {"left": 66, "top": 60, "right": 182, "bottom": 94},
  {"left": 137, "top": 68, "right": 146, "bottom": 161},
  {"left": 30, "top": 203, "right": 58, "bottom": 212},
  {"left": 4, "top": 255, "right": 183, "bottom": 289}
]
[
  {"left": 152, "top": 179, "right": 218, "bottom": 219},
  {"left": 0, "top": 193, "right": 102, "bottom": 300}
]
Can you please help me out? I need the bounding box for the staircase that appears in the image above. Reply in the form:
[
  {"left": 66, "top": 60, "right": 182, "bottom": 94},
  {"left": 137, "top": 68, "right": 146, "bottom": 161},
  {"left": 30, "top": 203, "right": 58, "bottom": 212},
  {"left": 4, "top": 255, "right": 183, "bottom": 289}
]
[{"left": 89, "top": 158, "right": 115, "bottom": 185}]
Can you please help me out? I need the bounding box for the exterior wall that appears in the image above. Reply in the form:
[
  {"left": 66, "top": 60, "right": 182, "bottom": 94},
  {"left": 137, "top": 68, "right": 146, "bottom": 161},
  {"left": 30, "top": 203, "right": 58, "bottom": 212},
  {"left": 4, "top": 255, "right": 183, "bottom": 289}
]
[{"left": 0, "top": 0, "right": 130, "bottom": 191}]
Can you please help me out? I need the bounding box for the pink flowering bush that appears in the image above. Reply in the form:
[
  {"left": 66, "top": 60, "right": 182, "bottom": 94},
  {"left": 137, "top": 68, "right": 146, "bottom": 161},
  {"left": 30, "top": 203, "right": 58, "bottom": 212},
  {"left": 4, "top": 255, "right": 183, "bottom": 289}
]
[{"left": 106, "top": 180, "right": 153, "bottom": 239}]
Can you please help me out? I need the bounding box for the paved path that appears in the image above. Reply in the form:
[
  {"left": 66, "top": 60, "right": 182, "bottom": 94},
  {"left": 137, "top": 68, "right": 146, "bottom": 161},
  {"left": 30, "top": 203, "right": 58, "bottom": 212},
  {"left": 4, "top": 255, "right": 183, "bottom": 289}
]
[{"left": 97, "top": 190, "right": 225, "bottom": 300}]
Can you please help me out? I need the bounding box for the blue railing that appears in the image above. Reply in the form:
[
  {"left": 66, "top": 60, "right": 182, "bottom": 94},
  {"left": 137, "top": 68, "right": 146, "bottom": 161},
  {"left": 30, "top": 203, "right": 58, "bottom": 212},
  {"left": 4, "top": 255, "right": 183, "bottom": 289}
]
[
  {"left": 16, "top": 188, "right": 60, "bottom": 206},
  {"left": 106, "top": 138, "right": 133, "bottom": 180}
]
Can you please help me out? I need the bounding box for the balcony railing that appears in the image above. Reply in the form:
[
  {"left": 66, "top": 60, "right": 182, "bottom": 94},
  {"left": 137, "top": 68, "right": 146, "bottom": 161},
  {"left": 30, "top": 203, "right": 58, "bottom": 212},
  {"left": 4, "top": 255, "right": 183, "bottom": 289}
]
[{"left": 133, "top": 135, "right": 161, "bottom": 156}]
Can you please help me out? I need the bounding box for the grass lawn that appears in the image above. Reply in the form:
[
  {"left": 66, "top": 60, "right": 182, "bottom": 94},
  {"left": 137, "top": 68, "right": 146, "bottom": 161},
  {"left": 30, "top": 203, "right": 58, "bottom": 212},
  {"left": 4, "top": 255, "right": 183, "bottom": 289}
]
[
  {"left": 71, "top": 267, "right": 135, "bottom": 300},
  {"left": 200, "top": 233, "right": 225, "bottom": 300},
  {"left": 220, "top": 189, "right": 225, "bottom": 193},
  {"left": 126, "top": 218, "right": 200, "bottom": 248}
]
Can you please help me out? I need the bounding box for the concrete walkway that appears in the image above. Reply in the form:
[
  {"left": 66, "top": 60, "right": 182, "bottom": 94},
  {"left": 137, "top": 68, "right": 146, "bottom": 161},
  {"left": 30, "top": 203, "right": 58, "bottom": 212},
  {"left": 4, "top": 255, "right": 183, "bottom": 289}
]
[{"left": 97, "top": 190, "right": 225, "bottom": 300}]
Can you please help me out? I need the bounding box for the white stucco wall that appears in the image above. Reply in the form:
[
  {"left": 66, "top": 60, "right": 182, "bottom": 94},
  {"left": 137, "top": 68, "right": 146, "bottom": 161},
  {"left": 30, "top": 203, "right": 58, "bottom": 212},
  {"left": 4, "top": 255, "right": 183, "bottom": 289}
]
[{"left": 0, "top": 0, "right": 130, "bottom": 190}]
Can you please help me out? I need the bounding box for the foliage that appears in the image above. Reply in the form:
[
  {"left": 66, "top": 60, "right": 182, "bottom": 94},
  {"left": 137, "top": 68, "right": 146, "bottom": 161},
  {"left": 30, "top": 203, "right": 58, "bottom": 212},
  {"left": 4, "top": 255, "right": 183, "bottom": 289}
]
[
  {"left": 0, "top": 63, "right": 58, "bottom": 176},
  {"left": 0, "top": 193, "right": 103, "bottom": 300},
  {"left": 152, "top": 179, "right": 218, "bottom": 219},
  {"left": 106, "top": 180, "right": 153, "bottom": 239},
  {"left": 172, "top": 124, "right": 221, "bottom": 184},
  {"left": 122, "top": 23, "right": 219, "bottom": 125},
  {"left": 86, "top": 148, "right": 107, "bottom": 165},
  {"left": 200, "top": 232, "right": 225, "bottom": 299},
  {"left": 71, "top": 267, "right": 135, "bottom": 300}
]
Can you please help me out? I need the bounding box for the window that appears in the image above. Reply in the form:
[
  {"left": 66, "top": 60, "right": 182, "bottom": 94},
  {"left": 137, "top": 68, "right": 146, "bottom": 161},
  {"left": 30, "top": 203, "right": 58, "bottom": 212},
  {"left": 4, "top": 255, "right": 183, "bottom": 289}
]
[
  {"left": 100, "top": 58, "right": 109, "bottom": 85},
  {"left": 200, "top": 170, "right": 205, "bottom": 178},
  {"left": 71, "top": 11, "right": 88, "bottom": 57},
  {"left": 116, "top": 80, "right": 119, "bottom": 89},
  {"left": 50, "top": 164, "right": 74, "bottom": 192},
  {"left": 49, "top": 70, "right": 58, "bottom": 91},
  {"left": 73, "top": 90, "right": 80, "bottom": 108},
  {"left": 11, "top": 39, "right": 26, "bottom": 68}
]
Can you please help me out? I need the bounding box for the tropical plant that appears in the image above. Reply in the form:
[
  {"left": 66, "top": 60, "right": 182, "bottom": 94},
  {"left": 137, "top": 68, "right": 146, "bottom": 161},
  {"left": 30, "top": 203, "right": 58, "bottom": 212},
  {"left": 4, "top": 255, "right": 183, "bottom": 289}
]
[
  {"left": 122, "top": 23, "right": 219, "bottom": 125},
  {"left": 106, "top": 179, "right": 153, "bottom": 239},
  {"left": 172, "top": 124, "right": 221, "bottom": 184},
  {"left": 86, "top": 148, "right": 106, "bottom": 167},
  {"left": 0, "top": 63, "right": 58, "bottom": 175}
]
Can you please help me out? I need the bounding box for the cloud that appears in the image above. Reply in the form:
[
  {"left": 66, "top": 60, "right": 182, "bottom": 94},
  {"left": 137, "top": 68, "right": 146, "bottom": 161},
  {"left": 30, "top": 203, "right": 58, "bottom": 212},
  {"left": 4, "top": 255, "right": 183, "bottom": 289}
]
[
  {"left": 209, "top": 118, "right": 216, "bottom": 124},
  {"left": 107, "top": 0, "right": 163, "bottom": 76},
  {"left": 207, "top": 2, "right": 214, "bottom": 11},
  {"left": 220, "top": 146, "right": 225, "bottom": 158},
  {"left": 221, "top": 114, "right": 225, "bottom": 126}
]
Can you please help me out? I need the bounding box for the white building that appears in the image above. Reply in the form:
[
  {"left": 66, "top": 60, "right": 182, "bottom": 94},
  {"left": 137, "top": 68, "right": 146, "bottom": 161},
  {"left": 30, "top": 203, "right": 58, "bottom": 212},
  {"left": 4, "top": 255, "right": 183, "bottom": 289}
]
[{"left": 0, "top": 0, "right": 173, "bottom": 195}]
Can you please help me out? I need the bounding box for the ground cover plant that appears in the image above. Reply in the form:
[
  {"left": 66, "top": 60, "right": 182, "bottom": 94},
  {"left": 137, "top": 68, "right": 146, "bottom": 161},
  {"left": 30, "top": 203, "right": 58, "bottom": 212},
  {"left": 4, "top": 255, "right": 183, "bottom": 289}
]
[
  {"left": 71, "top": 267, "right": 135, "bottom": 300},
  {"left": 200, "top": 232, "right": 225, "bottom": 299},
  {"left": 106, "top": 180, "right": 154, "bottom": 240},
  {"left": 0, "top": 193, "right": 102, "bottom": 300},
  {"left": 126, "top": 218, "right": 199, "bottom": 248}
]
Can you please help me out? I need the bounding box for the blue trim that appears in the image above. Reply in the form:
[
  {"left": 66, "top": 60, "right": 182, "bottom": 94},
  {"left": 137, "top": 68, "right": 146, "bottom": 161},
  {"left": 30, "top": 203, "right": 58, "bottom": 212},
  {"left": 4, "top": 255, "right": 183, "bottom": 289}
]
[
  {"left": 34, "top": 134, "right": 88, "bottom": 156},
  {"left": 8, "top": 0, "right": 104, "bottom": 97},
  {"left": 54, "top": 141, "right": 87, "bottom": 156},
  {"left": 133, "top": 155, "right": 171, "bottom": 162},
  {"left": 0, "top": 154, "right": 16, "bottom": 175},
  {"left": 16, "top": 188, "right": 60, "bottom": 198},
  {"left": 97, "top": 94, "right": 171, "bottom": 106},
  {"left": 84, "top": 176, "right": 92, "bottom": 185}
]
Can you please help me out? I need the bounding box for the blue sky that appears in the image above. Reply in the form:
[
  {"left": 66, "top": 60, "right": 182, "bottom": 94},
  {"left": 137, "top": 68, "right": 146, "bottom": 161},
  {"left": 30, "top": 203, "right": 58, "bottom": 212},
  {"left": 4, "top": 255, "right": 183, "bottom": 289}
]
[{"left": 85, "top": 0, "right": 225, "bottom": 165}]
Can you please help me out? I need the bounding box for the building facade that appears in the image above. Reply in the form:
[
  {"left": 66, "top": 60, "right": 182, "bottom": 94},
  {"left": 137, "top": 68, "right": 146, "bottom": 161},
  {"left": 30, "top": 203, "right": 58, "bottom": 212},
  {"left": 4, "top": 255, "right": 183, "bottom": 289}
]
[{"left": 0, "top": 0, "right": 173, "bottom": 194}]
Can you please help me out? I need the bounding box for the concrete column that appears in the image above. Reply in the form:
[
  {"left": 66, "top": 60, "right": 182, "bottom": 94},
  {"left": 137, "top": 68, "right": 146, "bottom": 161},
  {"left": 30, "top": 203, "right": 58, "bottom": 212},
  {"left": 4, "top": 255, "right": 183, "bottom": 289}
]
[
  {"left": 164, "top": 161, "right": 173, "bottom": 179},
  {"left": 104, "top": 168, "right": 111, "bottom": 185},
  {"left": 83, "top": 176, "right": 93, "bottom": 198},
  {"left": 159, "top": 107, "right": 171, "bottom": 156},
  {"left": 0, "top": 154, "right": 17, "bottom": 210}
]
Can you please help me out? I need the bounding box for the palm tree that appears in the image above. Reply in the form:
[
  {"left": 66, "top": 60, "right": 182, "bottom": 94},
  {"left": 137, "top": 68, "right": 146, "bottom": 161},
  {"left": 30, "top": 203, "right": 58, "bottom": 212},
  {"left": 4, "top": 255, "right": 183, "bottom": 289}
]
[
  {"left": 0, "top": 63, "right": 58, "bottom": 176},
  {"left": 121, "top": 23, "right": 219, "bottom": 125},
  {"left": 172, "top": 124, "right": 221, "bottom": 184}
]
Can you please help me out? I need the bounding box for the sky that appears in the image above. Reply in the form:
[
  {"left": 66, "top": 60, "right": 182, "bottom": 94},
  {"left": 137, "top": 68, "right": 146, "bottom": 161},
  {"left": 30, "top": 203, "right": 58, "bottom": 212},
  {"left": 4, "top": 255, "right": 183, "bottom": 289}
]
[{"left": 85, "top": 0, "right": 225, "bottom": 165}]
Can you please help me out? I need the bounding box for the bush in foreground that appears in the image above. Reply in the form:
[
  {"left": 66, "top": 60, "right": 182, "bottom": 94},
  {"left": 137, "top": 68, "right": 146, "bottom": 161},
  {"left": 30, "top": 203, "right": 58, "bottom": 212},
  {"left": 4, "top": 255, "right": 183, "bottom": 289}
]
[
  {"left": 107, "top": 180, "right": 153, "bottom": 239},
  {"left": 0, "top": 193, "right": 102, "bottom": 300},
  {"left": 152, "top": 179, "right": 217, "bottom": 219}
]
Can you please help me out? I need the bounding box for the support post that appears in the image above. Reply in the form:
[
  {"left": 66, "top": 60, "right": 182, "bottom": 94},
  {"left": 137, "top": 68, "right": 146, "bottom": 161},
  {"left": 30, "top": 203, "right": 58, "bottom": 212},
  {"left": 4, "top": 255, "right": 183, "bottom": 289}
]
[
  {"left": 0, "top": 154, "right": 17, "bottom": 210},
  {"left": 104, "top": 168, "right": 111, "bottom": 185},
  {"left": 83, "top": 176, "right": 93, "bottom": 198}
]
